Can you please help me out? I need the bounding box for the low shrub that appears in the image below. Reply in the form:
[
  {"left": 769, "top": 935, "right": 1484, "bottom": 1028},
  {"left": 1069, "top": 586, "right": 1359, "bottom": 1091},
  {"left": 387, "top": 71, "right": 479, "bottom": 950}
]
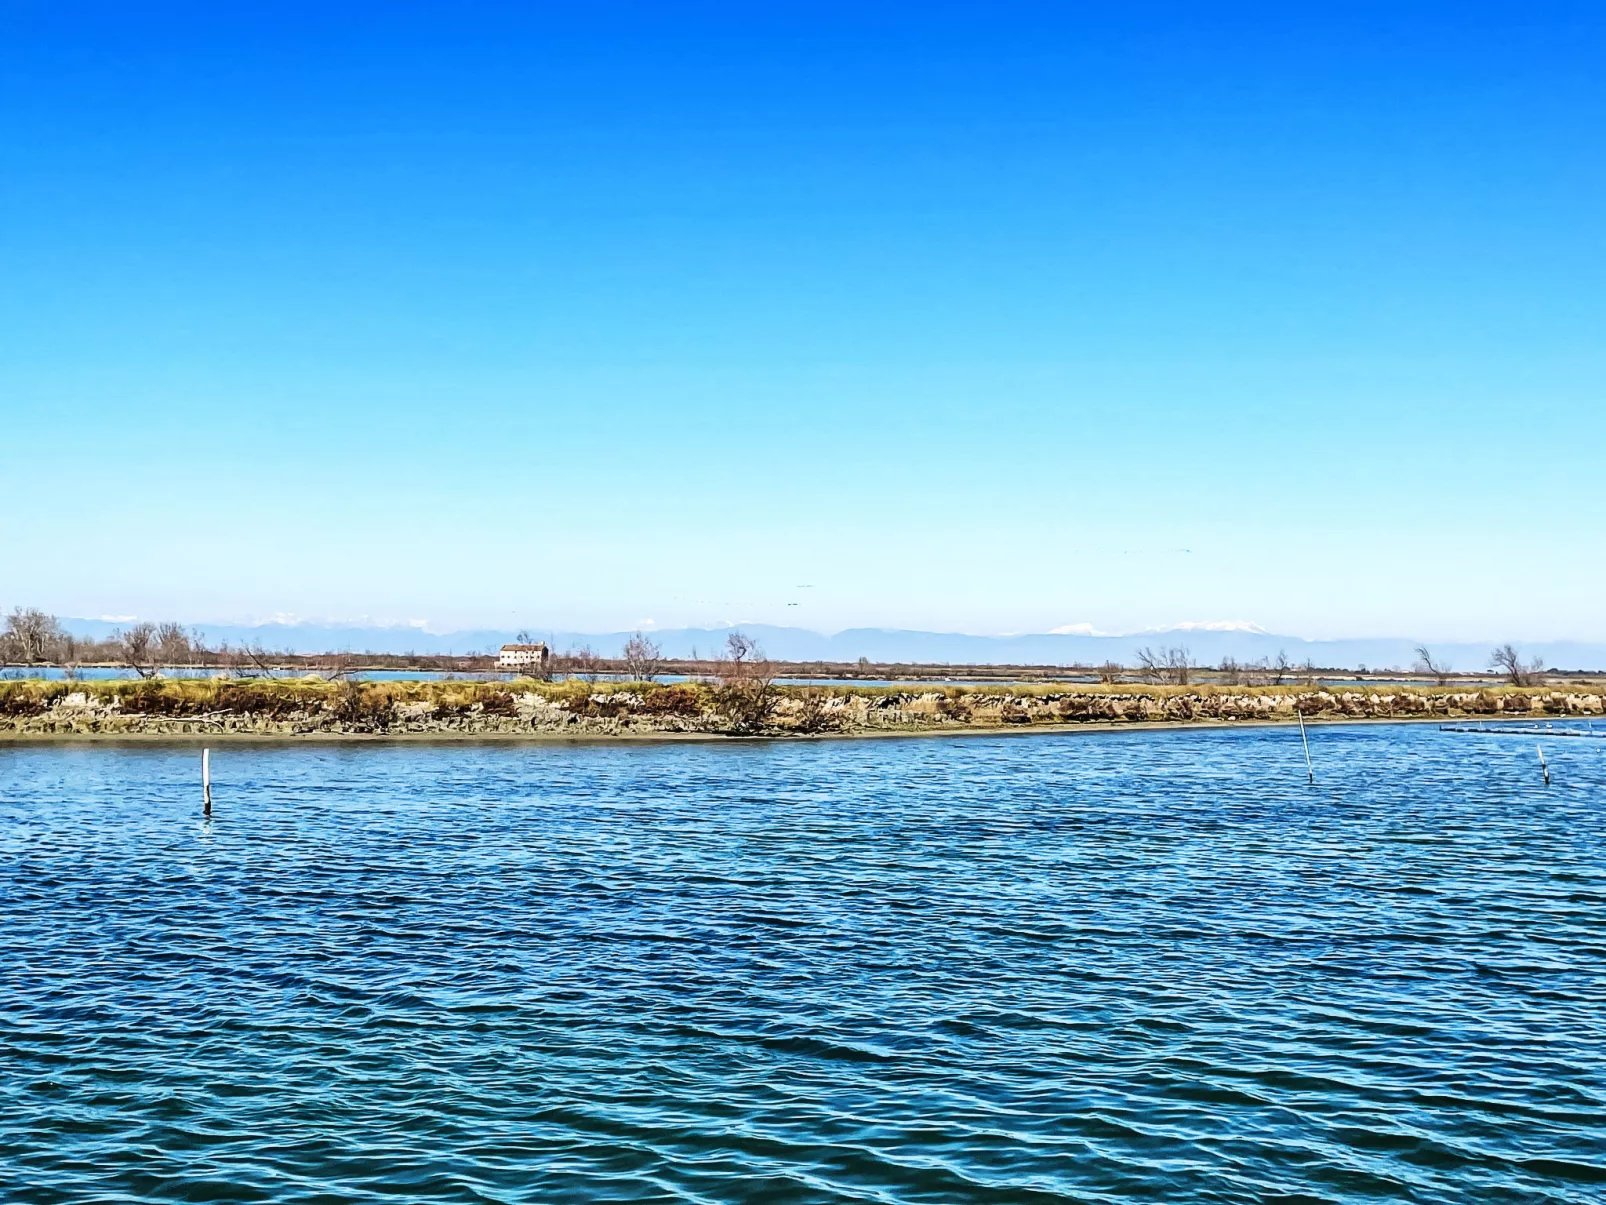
[
  {"left": 791, "top": 688, "right": 842, "bottom": 733},
  {"left": 114, "top": 679, "right": 192, "bottom": 716},
  {"left": 639, "top": 684, "right": 704, "bottom": 716},
  {"left": 476, "top": 690, "right": 518, "bottom": 717},
  {"left": 215, "top": 681, "right": 311, "bottom": 718},
  {"left": 0, "top": 682, "right": 67, "bottom": 716},
  {"left": 331, "top": 680, "right": 392, "bottom": 727}
]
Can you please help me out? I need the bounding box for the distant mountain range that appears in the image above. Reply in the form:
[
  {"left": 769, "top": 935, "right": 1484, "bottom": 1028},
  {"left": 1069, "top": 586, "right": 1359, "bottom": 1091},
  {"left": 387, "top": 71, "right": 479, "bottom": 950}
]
[{"left": 60, "top": 619, "right": 1606, "bottom": 672}]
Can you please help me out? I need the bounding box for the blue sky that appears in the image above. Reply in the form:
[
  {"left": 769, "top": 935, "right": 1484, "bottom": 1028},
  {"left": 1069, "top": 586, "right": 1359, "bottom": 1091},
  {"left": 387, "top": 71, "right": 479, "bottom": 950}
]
[{"left": 3, "top": 3, "right": 1603, "bottom": 640}]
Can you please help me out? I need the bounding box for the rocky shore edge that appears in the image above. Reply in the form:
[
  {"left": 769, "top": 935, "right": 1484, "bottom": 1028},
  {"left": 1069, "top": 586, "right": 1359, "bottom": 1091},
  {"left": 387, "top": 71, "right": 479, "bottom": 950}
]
[{"left": 2, "top": 678, "right": 1601, "bottom": 739}]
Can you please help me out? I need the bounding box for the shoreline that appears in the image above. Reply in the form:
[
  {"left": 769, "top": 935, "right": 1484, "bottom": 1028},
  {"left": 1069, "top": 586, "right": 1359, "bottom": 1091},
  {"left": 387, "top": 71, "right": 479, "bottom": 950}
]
[
  {"left": 0, "top": 713, "right": 1586, "bottom": 746},
  {"left": 4, "top": 678, "right": 1599, "bottom": 743}
]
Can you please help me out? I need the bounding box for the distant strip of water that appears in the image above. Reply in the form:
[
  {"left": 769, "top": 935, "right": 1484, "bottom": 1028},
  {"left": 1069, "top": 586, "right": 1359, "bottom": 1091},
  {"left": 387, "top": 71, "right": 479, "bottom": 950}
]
[{"left": 2, "top": 665, "right": 1446, "bottom": 688}]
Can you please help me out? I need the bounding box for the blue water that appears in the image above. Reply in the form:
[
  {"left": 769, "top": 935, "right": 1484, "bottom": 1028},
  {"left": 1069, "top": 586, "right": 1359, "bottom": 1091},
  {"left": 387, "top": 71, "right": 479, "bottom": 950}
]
[{"left": 2, "top": 725, "right": 1604, "bottom": 1202}]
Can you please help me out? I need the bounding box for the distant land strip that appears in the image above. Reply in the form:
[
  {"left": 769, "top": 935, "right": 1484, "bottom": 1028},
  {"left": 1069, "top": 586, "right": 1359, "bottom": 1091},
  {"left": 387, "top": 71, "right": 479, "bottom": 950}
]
[
  {"left": 13, "top": 612, "right": 1606, "bottom": 673},
  {"left": 5, "top": 656, "right": 1602, "bottom": 688}
]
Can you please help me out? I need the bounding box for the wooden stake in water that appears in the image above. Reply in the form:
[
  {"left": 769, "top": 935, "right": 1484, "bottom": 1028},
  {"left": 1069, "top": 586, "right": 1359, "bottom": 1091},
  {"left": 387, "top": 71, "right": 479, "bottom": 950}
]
[
  {"left": 1538, "top": 743, "right": 1550, "bottom": 787},
  {"left": 203, "top": 747, "right": 212, "bottom": 816},
  {"left": 1297, "top": 710, "right": 1314, "bottom": 784}
]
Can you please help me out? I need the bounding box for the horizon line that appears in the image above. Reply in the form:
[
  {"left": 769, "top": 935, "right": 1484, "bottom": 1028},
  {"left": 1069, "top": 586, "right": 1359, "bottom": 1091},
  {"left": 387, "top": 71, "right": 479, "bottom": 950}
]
[{"left": 40, "top": 614, "right": 1606, "bottom": 648}]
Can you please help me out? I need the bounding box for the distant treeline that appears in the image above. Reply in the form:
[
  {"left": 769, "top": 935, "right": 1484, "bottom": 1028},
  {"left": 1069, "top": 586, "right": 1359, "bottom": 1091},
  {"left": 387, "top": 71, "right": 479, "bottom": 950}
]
[
  {"left": 0, "top": 608, "right": 1560, "bottom": 688},
  {"left": 0, "top": 608, "right": 489, "bottom": 679}
]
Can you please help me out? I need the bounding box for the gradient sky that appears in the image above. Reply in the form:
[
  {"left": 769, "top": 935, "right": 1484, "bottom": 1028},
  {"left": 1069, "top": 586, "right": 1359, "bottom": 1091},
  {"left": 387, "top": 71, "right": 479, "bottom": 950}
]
[{"left": 3, "top": 3, "right": 1603, "bottom": 640}]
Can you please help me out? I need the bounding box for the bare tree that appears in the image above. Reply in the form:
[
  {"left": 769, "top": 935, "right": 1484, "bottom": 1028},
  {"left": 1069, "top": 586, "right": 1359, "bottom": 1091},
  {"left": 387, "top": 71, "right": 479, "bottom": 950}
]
[
  {"left": 726, "top": 631, "right": 761, "bottom": 664},
  {"left": 1170, "top": 647, "right": 1194, "bottom": 685},
  {"left": 154, "top": 622, "right": 194, "bottom": 668},
  {"left": 1489, "top": 644, "right": 1543, "bottom": 687},
  {"left": 1413, "top": 645, "right": 1453, "bottom": 686},
  {"left": 226, "top": 640, "right": 281, "bottom": 678},
  {"left": 114, "top": 622, "right": 158, "bottom": 678},
  {"left": 716, "top": 630, "right": 777, "bottom": 732},
  {"left": 557, "top": 644, "right": 602, "bottom": 683},
  {"left": 58, "top": 632, "right": 81, "bottom": 679},
  {"left": 621, "top": 632, "right": 664, "bottom": 682},
  {"left": 248, "top": 641, "right": 279, "bottom": 676},
  {"left": 1134, "top": 645, "right": 1193, "bottom": 685},
  {"left": 314, "top": 650, "right": 359, "bottom": 681},
  {"left": 1219, "top": 657, "right": 1242, "bottom": 686},
  {"left": 3, "top": 608, "right": 63, "bottom": 664},
  {"left": 1134, "top": 647, "right": 1164, "bottom": 683},
  {"left": 1097, "top": 661, "right": 1122, "bottom": 683},
  {"left": 1270, "top": 649, "right": 1291, "bottom": 686}
]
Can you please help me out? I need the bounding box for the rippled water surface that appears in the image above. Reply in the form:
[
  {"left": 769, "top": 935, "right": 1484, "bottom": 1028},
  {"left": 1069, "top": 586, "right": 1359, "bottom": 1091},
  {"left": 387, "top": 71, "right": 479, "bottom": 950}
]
[{"left": 3, "top": 726, "right": 1605, "bottom": 1202}]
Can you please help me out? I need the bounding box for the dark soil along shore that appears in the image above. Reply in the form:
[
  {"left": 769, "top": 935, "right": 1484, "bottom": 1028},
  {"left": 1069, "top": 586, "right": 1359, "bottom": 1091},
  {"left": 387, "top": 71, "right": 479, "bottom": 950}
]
[{"left": 2, "top": 678, "right": 1601, "bottom": 739}]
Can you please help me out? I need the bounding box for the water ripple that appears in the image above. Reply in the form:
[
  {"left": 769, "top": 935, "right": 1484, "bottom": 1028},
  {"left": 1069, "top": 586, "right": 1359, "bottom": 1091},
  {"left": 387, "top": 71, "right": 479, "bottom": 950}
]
[{"left": 2, "top": 725, "right": 1605, "bottom": 1201}]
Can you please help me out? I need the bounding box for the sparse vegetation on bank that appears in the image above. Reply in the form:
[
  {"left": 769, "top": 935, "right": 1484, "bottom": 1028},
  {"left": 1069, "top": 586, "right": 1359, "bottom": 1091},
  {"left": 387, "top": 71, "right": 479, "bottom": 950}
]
[{"left": 2, "top": 677, "right": 1600, "bottom": 739}]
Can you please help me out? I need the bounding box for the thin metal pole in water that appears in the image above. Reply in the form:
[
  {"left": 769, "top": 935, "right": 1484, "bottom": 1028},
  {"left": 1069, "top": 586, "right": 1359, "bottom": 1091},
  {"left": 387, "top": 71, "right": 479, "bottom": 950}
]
[
  {"left": 1537, "top": 743, "right": 1550, "bottom": 787},
  {"left": 203, "top": 748, "right": 212, "bottom": 816},
  {"left": 1297, "top": 710, "right": 1314, "bottom": 784}
]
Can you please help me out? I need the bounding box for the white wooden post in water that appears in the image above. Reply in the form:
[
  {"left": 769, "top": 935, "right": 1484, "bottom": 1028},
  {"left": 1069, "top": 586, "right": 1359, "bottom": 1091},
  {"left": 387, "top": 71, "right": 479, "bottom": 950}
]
[
  {"left": 203, "top": 748, "right": 212, "bottom": 816},
  {"left": 1297, "top": 710, "right": 1314, "bottom": 785},
  {"left": 1538, "top": 743, "right": 1550, "bottom": 787}
]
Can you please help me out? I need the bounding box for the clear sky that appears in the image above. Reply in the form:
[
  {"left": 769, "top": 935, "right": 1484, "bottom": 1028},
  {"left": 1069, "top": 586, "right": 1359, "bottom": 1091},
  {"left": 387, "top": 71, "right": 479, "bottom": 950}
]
[{"left": 3, "top": 3, "right": 1602, "bottom": 640}]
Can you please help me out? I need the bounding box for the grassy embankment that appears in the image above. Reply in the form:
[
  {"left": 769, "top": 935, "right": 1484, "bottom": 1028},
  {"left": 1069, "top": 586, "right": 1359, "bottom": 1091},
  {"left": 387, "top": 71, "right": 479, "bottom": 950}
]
[{"left": 1, "top": 677, "right": 1602, "bottom": 739}]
